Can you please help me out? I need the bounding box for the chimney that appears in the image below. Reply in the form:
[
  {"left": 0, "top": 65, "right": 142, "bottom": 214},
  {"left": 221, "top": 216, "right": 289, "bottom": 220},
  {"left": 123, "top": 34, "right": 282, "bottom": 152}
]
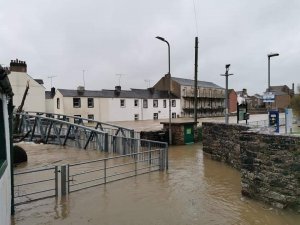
[
  {"left": 10, "top": 59, "right": 27, "bottom": 73},
  {"left": 115, "top": 86, "right": 121, "bottom": 96},
  {"left": 77, "top": 86, "right": 85, "bottom": 95},
  {"left": 51, "top": 87, "right": 55, "bottom": 97}
]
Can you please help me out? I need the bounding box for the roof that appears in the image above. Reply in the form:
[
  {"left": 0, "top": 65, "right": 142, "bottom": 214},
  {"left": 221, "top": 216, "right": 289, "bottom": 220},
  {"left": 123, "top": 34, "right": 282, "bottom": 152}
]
[
  {"left": 45, "top": 91, "right": 53, "bottom": 99},
  {"left": 269, "top": 85, "right": 292, "bottom": 96},
  {"left": 57, "top": 88, "right": 179, "bottom": 99},
  {"left": 34, "top": 79, "right": 44, "bottom": 85},
  {"left": 171, "top": 77, "right": 224, "bottom": 89}
]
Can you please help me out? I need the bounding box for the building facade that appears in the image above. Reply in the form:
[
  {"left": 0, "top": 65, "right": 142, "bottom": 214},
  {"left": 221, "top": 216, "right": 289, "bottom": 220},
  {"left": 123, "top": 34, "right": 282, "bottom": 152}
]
[
  {"left": 154, "top": 75, "right": 225, "bottom": 117},
  {"left": 49, "top": 86, "right": 181, "bottom": 122},
  {"left": 228, "top": 89, "right": 237, "bottom": 113},
  {"left": 8, "top": 59, "right": 46, "bottom": 112},
  {"left": 0, "top": 66, "right": 13, "bottom": 224},
  {"left": 269, "top": 85, "right": 294, "bottom": 110}
]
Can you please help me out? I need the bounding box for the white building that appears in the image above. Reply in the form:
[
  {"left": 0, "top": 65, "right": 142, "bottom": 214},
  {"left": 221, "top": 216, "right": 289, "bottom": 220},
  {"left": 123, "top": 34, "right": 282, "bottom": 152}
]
[
  {"left": 8, "top": 59, "right": 46, "bottom": 112},
  {"left": 0, "top": 66, "right": 13, "bottom": 224},
  {"left": 49, "top": 86, "right": 181, "bottom": 122}
]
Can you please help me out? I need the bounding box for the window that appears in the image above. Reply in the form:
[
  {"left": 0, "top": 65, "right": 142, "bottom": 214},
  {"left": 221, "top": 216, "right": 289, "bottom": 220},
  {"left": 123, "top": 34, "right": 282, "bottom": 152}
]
[
  {"left": 0, "top": 98, "right": 7, "bottom": 178},
  {"left": 73, "top": 98, "right": 81, "bottom": 108},
  {"left": 74, "top": 115, "right": 82, "bottom": 124},
  {"left": 134, "top": 114, "right": 139, "bottom": 120},
  {"left": 172, "top": 113, "right": 176, "bottom": 118},
  {"left": 153, "top": 113, "right": 158, "bottom": 120},
  {"left": 120, "top": 99, "right": 125, "bottom": 107},
  {"left": 57, "top": 98, "right": 60, "bottom": 109},
  {"left": 143, "top": 99, "right": 148, "bottom": 108},
  {"left": 172, "top": 100, "right": 176, "bottom": 107},
  {"left": 134, "top": 99, "right": 139, "bottom": 107},
  {"left": 163, "top": 100, "right": 167, "bottom": 108},
  {"left": 88, "top": 114, "right": 94, "bottom": 123},
  {"left": 153, "top": 99, "right": 158, "bottom": 108},
  {"left": 88, "top": 98, "right": 94, "bottom": 108}
]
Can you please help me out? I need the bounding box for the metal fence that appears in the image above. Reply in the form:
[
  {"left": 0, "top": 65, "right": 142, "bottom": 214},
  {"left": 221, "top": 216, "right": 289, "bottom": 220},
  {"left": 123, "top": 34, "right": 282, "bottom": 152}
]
[
  {"left": 14, "top": 143, "right": 167, "bottom": 206},
  {"left": 14, "top": 166, "right": 58, "bottom": 206}
]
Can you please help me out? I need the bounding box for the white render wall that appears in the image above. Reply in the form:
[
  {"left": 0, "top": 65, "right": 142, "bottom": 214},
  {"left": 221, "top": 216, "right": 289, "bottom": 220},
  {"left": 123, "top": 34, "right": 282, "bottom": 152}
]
[
  {"left": 8, "top": 71, "right": 45, "bottom": 112},
  {"left": 0, "top": 93, "right": 12, "bottom": 225},
  {"left": 52, "top": 91, "right": 181, "bottom": 122}
]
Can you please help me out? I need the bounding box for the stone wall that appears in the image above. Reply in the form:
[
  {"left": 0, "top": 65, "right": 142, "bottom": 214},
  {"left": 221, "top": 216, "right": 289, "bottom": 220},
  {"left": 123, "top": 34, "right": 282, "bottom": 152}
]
[
  {"left": 202, "top": 122, "right": 249, "bottom": 169},
  {"left": 240, "top": 131, "right": 300, "bottom": 211},
  {"left": 202, "top": 122, "right": 300, "bottom": 212}
]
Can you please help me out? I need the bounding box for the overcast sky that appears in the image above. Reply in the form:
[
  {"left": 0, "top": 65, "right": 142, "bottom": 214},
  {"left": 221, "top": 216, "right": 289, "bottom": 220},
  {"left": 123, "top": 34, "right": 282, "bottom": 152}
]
[{"left": 1, "top": 0, "right": 299, "bottom": 95}]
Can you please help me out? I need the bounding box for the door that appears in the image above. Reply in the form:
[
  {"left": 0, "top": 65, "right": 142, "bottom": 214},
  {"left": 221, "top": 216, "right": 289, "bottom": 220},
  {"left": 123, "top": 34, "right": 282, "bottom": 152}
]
[{"left": 184, "top": 124, "right": 194, "bottom": 144}]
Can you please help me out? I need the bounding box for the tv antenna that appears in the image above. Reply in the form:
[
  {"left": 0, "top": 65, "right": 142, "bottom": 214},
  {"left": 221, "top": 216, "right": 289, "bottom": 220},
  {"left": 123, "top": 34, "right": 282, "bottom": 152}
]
[
  {"left": 144, "top": 79, "right": 152, "bottom": 88},
  {"left": 116, "top": 74, "right": 125, "bottom": 86},
  {"left": 48, "top": 76, "right": 57, "bottom": 88},
  {"left": 82, "top": 69, "right": 87, "bottom": 88}
]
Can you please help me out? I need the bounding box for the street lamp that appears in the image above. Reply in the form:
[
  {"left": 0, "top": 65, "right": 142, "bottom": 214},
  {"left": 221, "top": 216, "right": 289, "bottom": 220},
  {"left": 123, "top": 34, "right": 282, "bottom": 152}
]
[
  {"left": 156, "top": 36, "right": 172, "bottom": 145},
  {"left": 267, "top": 53, "right": 279, "bottom": 92},
  {"left": 221, "top": 64, "right": 233, "bottom": 124}
]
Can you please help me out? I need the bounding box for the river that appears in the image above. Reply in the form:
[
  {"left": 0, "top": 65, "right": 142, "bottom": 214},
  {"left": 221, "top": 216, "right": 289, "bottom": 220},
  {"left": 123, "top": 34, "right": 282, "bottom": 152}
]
[{"left": 11, "top": 143, "right": 300, "bottom": 225}]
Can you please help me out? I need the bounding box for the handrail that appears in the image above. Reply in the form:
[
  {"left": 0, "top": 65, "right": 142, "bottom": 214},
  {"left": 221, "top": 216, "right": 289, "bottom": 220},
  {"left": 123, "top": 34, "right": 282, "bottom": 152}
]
[
  {"left": 23, "top": 111, "right": 134, "bottom": 133},
  {"left": 15, "top": 113, "right": 108, "bottom": 135}
]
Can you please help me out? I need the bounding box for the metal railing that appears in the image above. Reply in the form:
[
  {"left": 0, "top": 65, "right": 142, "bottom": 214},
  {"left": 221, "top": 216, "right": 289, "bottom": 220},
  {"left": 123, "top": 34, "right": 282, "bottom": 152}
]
[
  {"left": 67, "top": 147, "right": 166, "bottom": 193},
  {"left": 13, "top": 140, "right": 167, "bottom": 206},
  {"left": 14, "top": 166, "right": 58, "bottom": 206},
  {"left": 246, "top": 118, "right": 286, "bottom": 128}
]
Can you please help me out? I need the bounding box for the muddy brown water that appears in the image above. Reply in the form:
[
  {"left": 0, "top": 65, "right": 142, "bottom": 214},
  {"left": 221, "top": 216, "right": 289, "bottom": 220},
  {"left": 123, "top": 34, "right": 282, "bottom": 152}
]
[{"left": 11, "top": 143, "right": 300, "bottom": 225}]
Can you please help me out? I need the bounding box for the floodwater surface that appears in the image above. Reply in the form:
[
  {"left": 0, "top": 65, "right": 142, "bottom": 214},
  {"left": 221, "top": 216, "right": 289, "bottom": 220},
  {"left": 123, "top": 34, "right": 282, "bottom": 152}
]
[{"left": 11, "top": 143, "right": 300, "bottom": 225}]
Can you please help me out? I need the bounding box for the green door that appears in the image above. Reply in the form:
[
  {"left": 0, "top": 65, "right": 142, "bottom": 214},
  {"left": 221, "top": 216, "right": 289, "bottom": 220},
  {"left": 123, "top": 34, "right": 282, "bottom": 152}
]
[{"left": 184, "top": 124, "right": 194, "bottom": 144}]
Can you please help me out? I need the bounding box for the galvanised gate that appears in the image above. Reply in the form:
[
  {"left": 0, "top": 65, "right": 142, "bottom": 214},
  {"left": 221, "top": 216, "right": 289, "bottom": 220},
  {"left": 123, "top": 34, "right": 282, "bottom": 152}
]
[{"left": 13, "top": 112, "right": 168, "bottom": 207}]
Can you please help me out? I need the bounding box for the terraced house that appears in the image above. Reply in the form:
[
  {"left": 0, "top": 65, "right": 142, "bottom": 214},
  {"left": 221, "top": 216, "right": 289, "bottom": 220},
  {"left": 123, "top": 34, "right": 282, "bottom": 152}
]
[
  {"left": 154, "top": 75, "right": 225, "bottom": 117},
  {"left": 47, "top": 86, "right": 181, "bottom": 122}
]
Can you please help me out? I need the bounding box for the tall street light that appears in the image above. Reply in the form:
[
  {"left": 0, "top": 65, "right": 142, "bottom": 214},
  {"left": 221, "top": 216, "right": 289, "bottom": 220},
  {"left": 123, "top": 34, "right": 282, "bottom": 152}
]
[
  {"left": 267, "top": 53, "right": 279, "bottom": 92},
  {"left": 267, "top": 53, "right": 279, "bottom": 110},
  {"left": 221, "top": 64, "right": 233, "bottom": 124},
  {"left": 156, "top": 36, "right": 172, "bottom": 145}
]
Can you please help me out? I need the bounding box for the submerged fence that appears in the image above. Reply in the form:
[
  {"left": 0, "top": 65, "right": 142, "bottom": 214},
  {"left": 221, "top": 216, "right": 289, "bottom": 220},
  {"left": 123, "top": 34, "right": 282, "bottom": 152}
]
[{"left": 14, "top": 145, "right": 167, "bottom": 206}]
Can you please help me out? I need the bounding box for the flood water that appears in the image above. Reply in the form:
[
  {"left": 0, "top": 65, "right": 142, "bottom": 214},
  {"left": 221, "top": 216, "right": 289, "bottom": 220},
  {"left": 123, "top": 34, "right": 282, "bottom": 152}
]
[{"left": 11, "top": 143, "right": 300, "bottom": 225}]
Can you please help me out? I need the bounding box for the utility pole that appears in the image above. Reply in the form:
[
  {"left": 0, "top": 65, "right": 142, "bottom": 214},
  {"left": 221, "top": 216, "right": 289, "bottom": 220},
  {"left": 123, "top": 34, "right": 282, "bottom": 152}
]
[
  {"left": 194, "top": 37, "right": 198, "bottom": 124},
  {"left": 220, "top": 64, "right": 233, "bottom": 124}
]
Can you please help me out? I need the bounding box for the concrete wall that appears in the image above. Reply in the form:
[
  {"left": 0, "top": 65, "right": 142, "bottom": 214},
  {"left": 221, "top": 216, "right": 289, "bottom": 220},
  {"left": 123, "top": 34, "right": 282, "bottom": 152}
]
[
  {"left": 0, "top": 93, "right": 12, "bottom": 225},
  {"left": 202, "top": 122, "right": 300, "bottom": 211}
]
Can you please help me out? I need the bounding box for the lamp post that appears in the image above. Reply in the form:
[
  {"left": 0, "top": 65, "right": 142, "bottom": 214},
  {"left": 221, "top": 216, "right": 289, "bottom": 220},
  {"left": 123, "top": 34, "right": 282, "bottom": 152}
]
[
  {"left": 156, "top": 36, "right": 172, "bottom": 145},
  {"left": 267, "top": 53, "right": 279, "bottom": 92},
  {"left": 221, "top": 64, "right": 233, "bottom": 124},
  {"left": 267, "top": 53, "right": 279, "bottom": 110}
]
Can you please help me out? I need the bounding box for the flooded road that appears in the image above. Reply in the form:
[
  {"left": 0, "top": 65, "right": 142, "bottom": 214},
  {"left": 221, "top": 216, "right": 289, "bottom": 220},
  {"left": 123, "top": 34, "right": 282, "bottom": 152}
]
[{"left": 12, "top": 143, "right": 300, "bottom": 225}]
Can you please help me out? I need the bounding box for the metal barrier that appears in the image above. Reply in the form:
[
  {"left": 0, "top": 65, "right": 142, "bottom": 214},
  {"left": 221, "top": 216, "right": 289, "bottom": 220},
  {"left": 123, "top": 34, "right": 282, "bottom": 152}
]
[
  {"left": 67, "top": 147, "right": 166, "bottom": 193},
  {"left": 245, "top": 118, "right": 286, "bottom": 128},
  {"left": 14, "top": 166, "right": 58, "bottom": 206},
  {"left": 13, "top": 112, "right": 168, "bottom": 206},
  {"left": 13, "top": 140, "right": 167, "bottom": 205}
]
